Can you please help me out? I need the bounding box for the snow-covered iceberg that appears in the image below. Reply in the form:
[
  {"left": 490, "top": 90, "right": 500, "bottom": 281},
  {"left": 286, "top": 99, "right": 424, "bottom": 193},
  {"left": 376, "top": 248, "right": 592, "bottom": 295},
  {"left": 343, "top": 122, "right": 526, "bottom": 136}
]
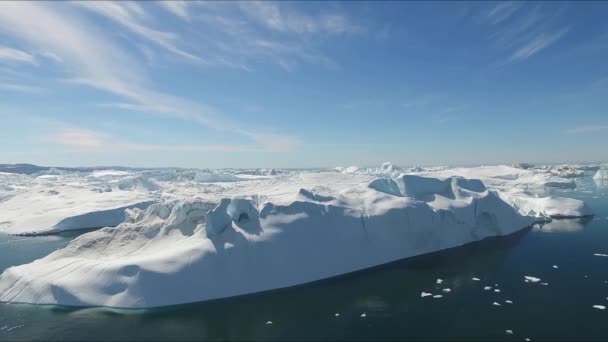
[
  {"left": 0, "top": 173, "right": 590, "bottom": 308},
  {"left": 0, "top": 173, "right": 157, "bottom": 235}
]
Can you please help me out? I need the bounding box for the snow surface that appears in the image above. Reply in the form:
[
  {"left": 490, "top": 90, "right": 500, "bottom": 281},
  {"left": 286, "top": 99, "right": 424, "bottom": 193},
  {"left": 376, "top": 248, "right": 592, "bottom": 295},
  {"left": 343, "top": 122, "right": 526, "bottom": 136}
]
[{"left": 0, "top": 163, "right": 596, "bottom": 308}]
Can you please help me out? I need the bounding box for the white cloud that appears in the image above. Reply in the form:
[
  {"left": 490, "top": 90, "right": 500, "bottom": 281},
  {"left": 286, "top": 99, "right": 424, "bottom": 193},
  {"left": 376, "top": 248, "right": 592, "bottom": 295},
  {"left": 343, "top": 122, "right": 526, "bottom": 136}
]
[
  {"left": 238, "top": 1, "right": 360, "bottom": 34},
  {"left": 0, "top": 45, "right": 36, "bottom": 65},
  {"left": 481, "top": 3, "right": 569, "bottom": 63},
  {"left": 47, "top": 127, "right": 271, "bottom": 153},
  {"left": 510, "top": 28, "right": 569, "bottom": 61},
  {"left": 0, "top": 1, "right": 298, "bottom": 153},
  {"left": 157, "top": 1, "right": 190, "bottom": 21},
  {"left": 72, "top": 1, "right": 201, "bottom": 62},
  {"left": 484, "top": 2, "right": 524, "bottom": 24},
  {"left": 565, "top": 124, "right": 608, "bottom": 134}
]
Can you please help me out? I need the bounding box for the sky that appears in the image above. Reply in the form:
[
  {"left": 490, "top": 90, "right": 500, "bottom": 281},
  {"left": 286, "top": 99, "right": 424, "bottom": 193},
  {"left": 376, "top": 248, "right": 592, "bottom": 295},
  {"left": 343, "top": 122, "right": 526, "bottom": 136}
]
[{"left": 0, "top": 1, "right": 607, "bottom": 169}]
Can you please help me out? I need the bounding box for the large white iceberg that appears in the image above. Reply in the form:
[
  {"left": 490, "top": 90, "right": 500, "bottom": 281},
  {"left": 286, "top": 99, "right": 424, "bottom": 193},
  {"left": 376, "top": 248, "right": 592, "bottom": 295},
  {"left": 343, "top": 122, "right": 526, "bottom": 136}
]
[{"left": 0, "top": 173, "right": 590, "bottom": 308}]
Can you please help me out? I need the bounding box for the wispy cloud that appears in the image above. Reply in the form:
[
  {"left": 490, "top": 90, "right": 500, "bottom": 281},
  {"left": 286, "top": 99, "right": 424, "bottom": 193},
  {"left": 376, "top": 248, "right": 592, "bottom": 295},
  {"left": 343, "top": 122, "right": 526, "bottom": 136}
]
[
  {"left": 0, "top": 1, "right": 298, "bottom": 153},
  {"left": 47, "top": 127, "right": 269, "bottom": 153},
  {"left": 480, "top": 3, "right": 569, "bottom": 62},
  {"left": 0, "top": 45, "right": 36, "bottom": 65},
  {"left": 510, "top": 28, "right": 569, "bottom": 61},
  {"left": 73, "top": 1, "right": 201, "bottom": 62},
  {"left": 565, "top": 124, "right": 608, "bottom": 134},
  {"left": 483, "top": 2, "right": 524, "bottom": 25},
  {"left": 237, "top": 1, "right": 361, "bottom": 34},
  {"left": 0, "top": 83, "right": 45, "bottom": 94},
  {"left": 157, "top": 1, "right": 190, "bottom": 21}
]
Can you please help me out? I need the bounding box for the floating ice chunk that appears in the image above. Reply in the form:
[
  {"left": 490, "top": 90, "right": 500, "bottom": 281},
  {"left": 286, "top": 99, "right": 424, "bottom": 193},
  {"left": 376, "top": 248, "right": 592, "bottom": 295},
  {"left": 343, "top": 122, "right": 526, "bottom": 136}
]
[
  {"left": 553, "top": 265, "right": 558, "bottom": 269},
  {"left": 421, "top": 292, "right": 433, "bottom": 298},
  {"left": 360, "top": 313, "right": 367, "bottom": 318},
  {"left": 484, "top": 286, "right": 492, "bottom": 291},
  {"left": 442, "top": 288, "right": 451, "bottom": 293},
  {"left": 505, "top": 300, "right": 513, "bottom": 304},
  {"left": 506, "top": 330, "right": 513, "bottom": 335},
  {"left": 541, "top": 282, "right": 549, "bottom": 286},
  {"left": 593, "top": 169, "right": 608, "bottom": 180},
  {"left": 266, "top": 321, "right": 273, "bottom": 325},
  {"left": 433, "top": 295, "right": 443, "bottom": 299},
  {"left": 494, "top": 289, "right": 501, "bottom": 293},
  {"left": 592, "top": 305, "right": 606, "bottom": 310},
  {"left": 524, "top": 276, "right": 541, "bottom": 283},
  {"left": 525, "top": 338, "right": 531, "bottom": 341},
  {"left": 334, "top": 313, "right": 340, "bottom": 317},
  {"left": 472, "top": 277, "right": 481, "bottom": 281},
  {"left": 593, "top": 253, "right": 608, "bottom": 257},
  {"left": 436, "top": 278, "right": 443, "bottom": 285},
  {"left": 493, "top": 302, "right": 501, "bottom": 306}
]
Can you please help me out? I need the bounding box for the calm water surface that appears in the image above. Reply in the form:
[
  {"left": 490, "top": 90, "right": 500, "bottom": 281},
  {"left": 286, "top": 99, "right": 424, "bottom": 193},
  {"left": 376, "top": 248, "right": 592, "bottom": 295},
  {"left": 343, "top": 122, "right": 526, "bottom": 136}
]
[{"left": 1, "top": 177, "right": 607, "bottom": 341}]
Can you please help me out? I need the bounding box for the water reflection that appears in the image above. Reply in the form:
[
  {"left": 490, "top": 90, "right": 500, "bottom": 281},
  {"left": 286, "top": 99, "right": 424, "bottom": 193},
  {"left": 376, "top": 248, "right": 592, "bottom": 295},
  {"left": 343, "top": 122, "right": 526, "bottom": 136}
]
[{"left": 535, "top": 217, "right": 593, "bottom": 233}]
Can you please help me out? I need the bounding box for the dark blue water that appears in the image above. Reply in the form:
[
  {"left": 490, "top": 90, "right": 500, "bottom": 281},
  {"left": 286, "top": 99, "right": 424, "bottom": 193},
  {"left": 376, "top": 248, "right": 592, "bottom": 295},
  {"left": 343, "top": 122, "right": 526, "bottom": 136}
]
[{"left": 1, "top": 178, "right": 607, "bottom": 341}]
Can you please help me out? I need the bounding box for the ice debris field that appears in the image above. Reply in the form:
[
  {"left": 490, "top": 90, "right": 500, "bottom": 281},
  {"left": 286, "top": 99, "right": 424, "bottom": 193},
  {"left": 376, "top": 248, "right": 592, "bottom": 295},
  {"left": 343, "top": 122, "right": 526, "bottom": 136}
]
[{"left": 0, "top": 162, "right": 602, "bottom": 308}]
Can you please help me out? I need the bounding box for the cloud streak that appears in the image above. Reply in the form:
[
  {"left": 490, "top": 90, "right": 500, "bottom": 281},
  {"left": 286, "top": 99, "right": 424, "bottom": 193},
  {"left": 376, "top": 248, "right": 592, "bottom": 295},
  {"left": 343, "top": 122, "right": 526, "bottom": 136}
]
[
  {"left": 481, "top": 3, "right": 569, "bottom": 62},
  {"left": 0, "top": 45, "right": 36, "bottom": 65},
  {"left": 0, "top": 1, "right": 298, "bottom": 153},
  {"left": 47, "top": 127, "right": 273, "bottom": 153},
  {"left": 565, "top": 124, "right": 608, "bottom": 134}
]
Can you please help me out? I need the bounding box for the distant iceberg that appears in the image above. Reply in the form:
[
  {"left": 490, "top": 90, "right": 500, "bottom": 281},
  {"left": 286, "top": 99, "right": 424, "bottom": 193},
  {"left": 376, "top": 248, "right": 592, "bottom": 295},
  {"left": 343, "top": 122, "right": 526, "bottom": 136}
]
[{"left": 593, "top": 169, "right": 608, "bottom": 180}]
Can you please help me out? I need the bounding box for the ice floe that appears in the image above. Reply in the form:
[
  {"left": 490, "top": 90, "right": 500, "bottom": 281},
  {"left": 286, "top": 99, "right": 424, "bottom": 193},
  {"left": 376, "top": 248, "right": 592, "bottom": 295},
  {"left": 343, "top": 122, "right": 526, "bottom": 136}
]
[{"left": 525, "top": 276, "right": 541, "bottom": 283}]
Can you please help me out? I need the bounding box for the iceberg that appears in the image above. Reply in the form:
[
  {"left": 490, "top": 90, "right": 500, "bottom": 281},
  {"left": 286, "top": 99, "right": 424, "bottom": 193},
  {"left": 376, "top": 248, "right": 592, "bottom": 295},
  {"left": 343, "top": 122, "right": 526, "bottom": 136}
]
[
  {"left": 0, "top": 173, "right": 157, "bottom": 235},
  {"left": 0, "top": 164, "right": 595, "bottom": 308},
  {"left": 593, "top": 169, "right": 608, "bottom": 180},
  {"left": 0, "top": 174, "right": 542, "bottom": 308}
]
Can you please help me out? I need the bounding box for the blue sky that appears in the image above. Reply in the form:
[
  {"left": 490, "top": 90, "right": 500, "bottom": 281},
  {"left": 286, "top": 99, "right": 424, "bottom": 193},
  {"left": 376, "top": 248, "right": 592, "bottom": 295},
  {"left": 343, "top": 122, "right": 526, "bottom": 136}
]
[{"left": 0, "top": 1, "right": 607, "bottom": 168}]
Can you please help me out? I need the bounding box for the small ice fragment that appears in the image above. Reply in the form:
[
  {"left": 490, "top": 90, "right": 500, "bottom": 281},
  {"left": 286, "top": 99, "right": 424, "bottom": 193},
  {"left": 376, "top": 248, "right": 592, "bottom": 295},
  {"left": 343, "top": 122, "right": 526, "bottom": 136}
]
[
  {"left": 585, "top": 275, "right": 588, "bottom": 278},
  {"left": 493, "top": 302, "right": 501, "bottom": 306},
  {"left": 553, "top": 265, "right": 558, "bottom": 269},
  {"left": 421, "top": 292, "right": 433, "bottom": 298},
  {"left": 436, "top": 278, "right": 443, "bottom": 284},
  {"left": 593, "top": 253, "right": 608, "bottom": 257},
  {"left": 524, "top": 276, "right": 541, "bottom": 283},
  {"left": 525, "top": 279, "right": 530, "bottom": 283},
  {"left": 442, "top": 288, "right": 451, "bottom": 293},
  {"left": 506, "top": 329, "right": 513, "bottom": 335},
  {"left": 525, "top": 338, "right": 531, "bottom": 341},
  {"left": 484, "top": 286, "right": 492, "bottom": 291},
  {"left": 4, "top": 325, "right": 23, "bottom": 332},
  {"left": 433, "top": 295, "right": 443, "bottom": 298},
  {"left": 495, "top": 284, "right": 499, "bottom": 287},
  {"left": 335, "top": 313, "right": 340, "bottom": 317},
  {"left": 265, "top": 321, "right": 273, "bottom": 325},
  {"left": 494, "top": 289, "right": 501, "bottom": 293},
  {"left": 505, "top": 300, "right": 513, "bottom": 304},
  {"left": 360, "top": 313, "right": 367, "bottom": 317},
  {"left": 541, "top": 282, "right": 549, "bottom": 286},
  {"left": 472, "top": 277, "right": 481, "bottom": 281},
  {"left": 592, "top": 305, "right": 606, "bottom": 310}
]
